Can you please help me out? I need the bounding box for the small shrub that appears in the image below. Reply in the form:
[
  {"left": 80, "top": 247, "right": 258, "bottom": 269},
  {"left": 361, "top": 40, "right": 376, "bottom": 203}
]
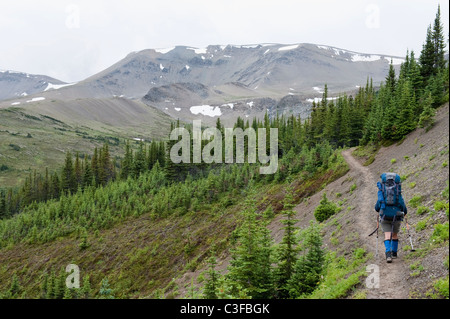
[
  {"left": 442, "top": 161, "right": 448, "bottom": 168},
  {"left": 415, "top": 220, "right": 427, "bottom": 232},
  {"left": 391, "top": 158, "right": 397, "bottom": 164},
  {"left": 434, "top": 201, "right": 449, "bottom": 212},
  {"left": 404, "top": 156, "right": 410, "bottom": 161},
  {"left": 429, "top": 155, "right": 436, "bottom": 161},
  {"left": 409, "top": 182, "right": 416, "bottom": 189},
  {"left": 430, "top": 277, "right": 449, "bottom": 299},
  {"left": 431, "top": 222, "right": 449, "bottom": 243},
  {"left": 314, "top": 193, "right": 339, "bottom": 223},
  {"left": 416, "top": 206, "right": 430, "bottom": 216}
]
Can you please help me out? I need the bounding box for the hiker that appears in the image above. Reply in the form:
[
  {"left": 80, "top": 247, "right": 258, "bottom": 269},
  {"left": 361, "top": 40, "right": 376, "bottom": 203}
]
[{"left": 374, "top": 173, "right": 408, "bottom": 263}]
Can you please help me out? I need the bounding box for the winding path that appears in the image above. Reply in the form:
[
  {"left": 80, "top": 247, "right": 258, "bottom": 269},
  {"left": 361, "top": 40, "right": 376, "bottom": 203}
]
[{"left": 342, "top": 149, "right": 409, "bottom": 299}]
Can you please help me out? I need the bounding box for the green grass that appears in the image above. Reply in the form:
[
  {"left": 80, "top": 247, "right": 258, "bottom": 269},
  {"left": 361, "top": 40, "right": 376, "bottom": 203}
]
[
  {"left": 416, "top": 206, "right": 430, "bottom": 216},
  {"left": 306, "top": 249, "right": 369, "bottom": 299},
  {"left": 351, "top": 144, "right": 380, "bottom": 166},
  {"left": 409, "top": 195, "right": 423, "bottom": 208}
]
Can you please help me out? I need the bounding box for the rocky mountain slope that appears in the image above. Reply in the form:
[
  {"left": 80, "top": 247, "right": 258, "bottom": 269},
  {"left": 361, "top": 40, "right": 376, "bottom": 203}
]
[
  {"left": 0, "top": 70, "right": 67, "bottom": 101},
  {"left": 1, "top": 43, "right": 404, "bottom": 127}
]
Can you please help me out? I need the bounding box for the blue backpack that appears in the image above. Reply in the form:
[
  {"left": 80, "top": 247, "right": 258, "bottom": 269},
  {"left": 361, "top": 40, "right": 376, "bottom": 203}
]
[{"left": 377, "top": 173, "right": 403, "bottom": 219}]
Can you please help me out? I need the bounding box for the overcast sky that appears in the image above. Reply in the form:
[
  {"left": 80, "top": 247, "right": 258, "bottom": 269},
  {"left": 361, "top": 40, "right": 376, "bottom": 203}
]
[{"left": 1, "top": 0, "right": 448, "bottom": 83}]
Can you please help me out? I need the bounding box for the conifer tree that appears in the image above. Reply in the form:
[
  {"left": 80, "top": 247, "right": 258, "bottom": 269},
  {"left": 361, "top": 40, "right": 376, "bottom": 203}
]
[
  {"left": 432, "top": 5, "right": 446, "bottom": 72},
  {"left": 83, "top": 155, "right": 93, "bottom": 189},
  {"left": 61, "top": 152, "right": 76, "bottom": 194},
  {"left": 80, "top": 275, "right": 92, "bottom": 299},
  {"left": 275, "top": 188, "right": 298, "bottom": 298},
  {"left": 386, "top": 59, "right": 397, "bottom": 93},
  {"left": 288, "top": 222, "right": 325, "bottom": 297},
  {"left": 420, "top": 25, "right": 436, "bottom": 81},
  {"left": 203, "top": 255, "right": 220, "bottom": 299},
  {"left": 99, "top": 278, "right": 114, "bottom": 299},
  {"left": 418, "top": 92, "right": 436, "bottom": 131}
]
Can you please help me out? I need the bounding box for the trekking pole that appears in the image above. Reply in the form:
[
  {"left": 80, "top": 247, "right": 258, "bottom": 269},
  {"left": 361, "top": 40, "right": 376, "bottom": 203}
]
[
  {"left": 405, "top": 215, "right": 416, "bottom": 252},
  {"left": 368, "top": 215, "right": 380, "bottom": 258}
]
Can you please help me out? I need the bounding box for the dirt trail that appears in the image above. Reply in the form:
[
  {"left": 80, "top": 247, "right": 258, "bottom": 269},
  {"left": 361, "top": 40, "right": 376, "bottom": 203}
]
[{"left": 341, "top": 149, "right": 409, "bottom": 299}]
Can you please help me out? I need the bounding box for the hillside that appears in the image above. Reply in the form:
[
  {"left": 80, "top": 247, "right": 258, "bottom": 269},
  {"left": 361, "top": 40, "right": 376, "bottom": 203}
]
[
  {"left": 0, "top": 104, "right": 447, "bottom": 300},
  {"left": 172, "top": 103, "right": 449, "bottom": 299},
  {"left": 285, "top": 103, "right": 449, "bottom": 298},
  {"left": 0, "top": 99, "right": 172, "bottom": 188}
]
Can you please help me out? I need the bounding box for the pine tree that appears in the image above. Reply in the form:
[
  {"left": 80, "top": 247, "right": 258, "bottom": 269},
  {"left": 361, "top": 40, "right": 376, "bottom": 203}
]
[
  {"left": 46, "top": 272, "right": 55, "bottom": 299},
  {"left": 9, "top": 274, "right": 20, "bottom": 298},
  {"left": 74, "top": 152, "right": 82, "bottom": 187},
  {"left": 41, "top": 272, "right": 49, "bottom": 299},
  {"left": 386, "top": 59, "right": 397, "bottom": 93},
  {"left": 120, "top": 141, "right": 133, "bottom": 179},
  {"left": 288, "top": 222, "right": 325, "bottom": 297},
  {"left": 54, "top": 268, "right": 66, "bottom": 299},
  {"left": 99, "top": 278, "right": 114, "bottom": 299},
  {"left": 61, "top": 152, "right": 76, "bottom": 194},
  {"left": 91, "top": 147, "right": 99, "bottom": 186},
  {"left": 418, "top": 92, "right": 436, "bottom": 131},
  {"left": 133, "top": 142, "right": 147, "bottom": 177},
  {"left": 275, "top": 188, "right": 298, "bottom": 298},
  {"left": 394, "top": 80, "right": 416, "bottom": 139},
  {"left": 0, "top": 190, "right": 7, "bottom": 219},
  {"left": 432, "top": 5, "right": 446, "bottom": 72},
  {"left": 226, "top": 206, "right": 261, "bottom": 297},
  {"left": 80, "top": 275, "right": 92, "bottom": 299},
  {"left": 420, "top": 25, "right": 436, "bottom": 81},
  {"left": 82, "top": 155, "right": 93, "bottom": 189},
  {"left": 203, "top": 255, "right": 220, "bottom": 299}
]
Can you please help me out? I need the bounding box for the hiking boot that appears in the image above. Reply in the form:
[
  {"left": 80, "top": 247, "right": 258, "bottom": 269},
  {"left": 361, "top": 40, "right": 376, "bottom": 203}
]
[
  {"left": 392, "top": 251, "right": 398, "bottom": 258},
  {"left": 386, "top": 251, "right": 392, "bottom": 263}
]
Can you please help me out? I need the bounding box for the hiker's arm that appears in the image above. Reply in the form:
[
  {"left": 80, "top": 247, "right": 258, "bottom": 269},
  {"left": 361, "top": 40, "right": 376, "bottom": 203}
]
[
  {"left": 399, "top": 194, "right": 408, "bottom": 215},
  {"left": 375, "top": 189, "right": 384, "bottom": 212}
]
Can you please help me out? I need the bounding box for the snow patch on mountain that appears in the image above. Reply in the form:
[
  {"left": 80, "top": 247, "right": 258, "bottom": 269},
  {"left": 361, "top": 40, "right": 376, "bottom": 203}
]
[
  {"left": 187, "top": 47, "right": 208, "bottom": 54},
  {"left": 190, "top": 105, "right": 222, "bottom": 117},
  {"left": 26, "top": 97, "right": 46, "bottom": 103},
  {"left": 44, "top": 82, "right": 77, "bottom": 91},
  {"left": 278, "top": 44, "right": 299, "bottom": 51},
  {"left": 155, "top": 47, "right": 175, "bottom": 54}
]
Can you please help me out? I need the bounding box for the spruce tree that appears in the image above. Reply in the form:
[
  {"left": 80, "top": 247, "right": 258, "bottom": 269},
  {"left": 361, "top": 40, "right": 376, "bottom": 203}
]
[
  {"left": 420, "top": 25, "right": 435, "bottom": 81},
  {"left": 386, "top": 59, "right": 397, "bottom": 93},
  {"left": 275, "top": 188, "right": 298, "bottom": 298},
  {"left": 120, "top": 141, "right": 133, "bottom": 179},
  {"left": 432, "top": 5, "right": 446, "bottom": 72},
  {"left": 203, "top": 255, "right": 220, "bottom": 299},
  {"left": 288, "top": 222, "right": 325, "bottom": 297},
  {"left": 80, "top": 275, "right": 92, "bottom": 299},
  {"left": 99, "top": 278, "right": 114, "bottom": 299},
  {"left": 61, "top": 152, "right": 76, "bottom": 194},
  {"left": 418, "top": 92, "right": 436, "bottom": 131}
]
